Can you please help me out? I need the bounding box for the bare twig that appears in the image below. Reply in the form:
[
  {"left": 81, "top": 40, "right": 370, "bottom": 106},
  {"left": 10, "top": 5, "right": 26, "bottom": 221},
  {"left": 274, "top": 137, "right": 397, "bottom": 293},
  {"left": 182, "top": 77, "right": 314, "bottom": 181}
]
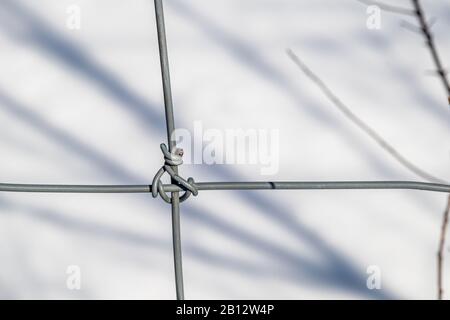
[
  {"left": 359, "top": 0, "right": 450, "bottom": 104},
  {"left": 410, "top": 0, "right": 450, "bottom": 105},
  {"left": 410, "top": 0, "right": 450, "bottom": 300},
  {"left": 287, "top": 47, "right": 450, "bottom": 299},
  {"left": 438, "top": 195, "right": 450, "bottom": 300},
  {"left": 400, "top": 19, "right": 423, "bottom": 34},
  {"left": 291, "top": 1, "right": 450, "bottom": 298},
  {"left": 286, "top": 49, "right": 445, "bottom": 184}
]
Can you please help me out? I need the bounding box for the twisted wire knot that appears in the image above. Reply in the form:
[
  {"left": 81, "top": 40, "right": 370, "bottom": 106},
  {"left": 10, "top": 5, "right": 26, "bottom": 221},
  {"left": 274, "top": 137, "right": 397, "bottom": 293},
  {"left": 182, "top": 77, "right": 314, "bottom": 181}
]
[{"left": 151, "top": 143, "right": 198, "bottom": 203}]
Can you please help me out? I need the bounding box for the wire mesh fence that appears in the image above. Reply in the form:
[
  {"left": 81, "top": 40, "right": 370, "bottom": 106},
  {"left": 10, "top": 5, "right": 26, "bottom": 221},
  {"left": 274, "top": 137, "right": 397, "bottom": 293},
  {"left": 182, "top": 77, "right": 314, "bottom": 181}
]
[{"left": 1, "top": 0, "right": 449, "bottom": 300}]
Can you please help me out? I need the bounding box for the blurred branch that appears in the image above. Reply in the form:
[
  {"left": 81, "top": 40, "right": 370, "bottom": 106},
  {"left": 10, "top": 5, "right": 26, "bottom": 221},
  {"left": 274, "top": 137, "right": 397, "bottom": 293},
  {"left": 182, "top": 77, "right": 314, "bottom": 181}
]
[
  {"left": 286, "top": 49, "right": 445, "bottom": 184},
  {"left": 358, "top": 0, "right": 450, "bottom": 104},
  {"left": 399, "top": 19, "right": 423, "bottom": 34},
  {"left": 438, "top": 195, "right": 450, "bottom": 300},
  {"left": 288, "top": 48, "right": 450, "bottom": 299},
  {"left": 409, "top": 0, "right": 450, "bottom": 300},
  {"left": 291, "top": 0, "right": 450, "bottom": 299},
  {"left": 410, "top": 0, "right": 450, "bottom": 105}
]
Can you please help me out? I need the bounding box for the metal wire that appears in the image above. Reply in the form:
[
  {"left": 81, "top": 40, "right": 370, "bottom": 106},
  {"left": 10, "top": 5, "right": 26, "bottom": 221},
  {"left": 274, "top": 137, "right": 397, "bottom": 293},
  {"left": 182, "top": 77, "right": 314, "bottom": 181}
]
[
  {"left": 154, "top": 0, "right": 184, "bottom": 300},
  {"left": 151, "top": 143, "right": 198, "bottom": 203},
  {"left": 0, "top": 0, "right": 448, "bottom": 301},
  {"left": 1, "top": 181, "right": 449, "bottom": 193}
]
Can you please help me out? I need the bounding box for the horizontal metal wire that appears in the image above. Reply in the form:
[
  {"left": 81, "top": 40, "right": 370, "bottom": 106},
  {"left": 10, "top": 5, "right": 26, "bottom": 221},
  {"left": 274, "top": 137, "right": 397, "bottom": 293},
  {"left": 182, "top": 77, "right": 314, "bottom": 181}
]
[{"left": 1, "top": 181, "right": 449, "bottom": 194}]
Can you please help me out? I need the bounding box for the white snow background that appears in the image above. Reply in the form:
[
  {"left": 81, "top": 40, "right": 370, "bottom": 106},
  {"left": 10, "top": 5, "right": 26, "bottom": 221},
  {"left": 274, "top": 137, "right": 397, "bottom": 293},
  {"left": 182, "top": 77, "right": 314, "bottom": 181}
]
[{"left": 0, "top": 0, "right": 449, "bottom": 299}]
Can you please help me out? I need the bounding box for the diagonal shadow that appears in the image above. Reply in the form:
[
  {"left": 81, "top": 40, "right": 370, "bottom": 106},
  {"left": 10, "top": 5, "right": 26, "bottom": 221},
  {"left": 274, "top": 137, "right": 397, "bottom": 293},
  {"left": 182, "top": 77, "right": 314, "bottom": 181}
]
[
  {"left": 386, "top": 58, "right": 450, "bottom": 128},
  {"left": 167, "top": 0, "right": 447, "bottom": 176},
  {"left": 0, "top": 87, "right": 391, "bottom": 297},
  {"left": 0, "top": 195, "right": 396, "bottom": 298},
  {"left": 0, "top": 0, "right": 403, "bottom": 298},
  {"left": 0, "top": 88, "right": 142, "bottom": 183},
  {"left": 0, "top": 0, "right": 166, "bottom": 136}
]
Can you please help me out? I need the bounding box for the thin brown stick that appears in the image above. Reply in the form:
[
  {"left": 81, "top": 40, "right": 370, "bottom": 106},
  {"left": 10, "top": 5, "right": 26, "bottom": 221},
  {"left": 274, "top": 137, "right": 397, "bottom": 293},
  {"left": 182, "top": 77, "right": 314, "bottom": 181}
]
[
  {"left": 411, "top": 0, "right": 450, "bottom": 104},
  {"left": 356, "top": 0, "right": 450, "bottom": 105},
  {"left": 286, "top": 49, "right": 445, "bottom": 184},
  {"left": 438, "top": 195, "right": 450, "bottom": 300},
  {"left": 287, "top": 47, "right": 449, "bottom": 299},
  {"left": 410, "top": 0, "right": 450, "bottom": 300}
]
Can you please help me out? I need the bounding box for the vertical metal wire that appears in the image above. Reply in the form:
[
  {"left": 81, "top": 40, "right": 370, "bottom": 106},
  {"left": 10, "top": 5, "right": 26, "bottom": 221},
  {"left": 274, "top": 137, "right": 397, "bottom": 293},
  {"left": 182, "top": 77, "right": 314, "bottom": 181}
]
[{"left": 154, "top": 0, "right": 184, "bottom": 300}]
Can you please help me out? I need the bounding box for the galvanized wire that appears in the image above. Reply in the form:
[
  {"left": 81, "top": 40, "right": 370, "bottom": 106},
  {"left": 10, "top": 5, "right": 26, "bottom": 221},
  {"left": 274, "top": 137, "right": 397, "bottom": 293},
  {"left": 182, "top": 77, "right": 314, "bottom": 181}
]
[
  {"left": 1, "top": 181, "right": 449, "bottom": 193},
  {"left": 0, "top": 0, "right": 448, "bottom": 301},
  {"left": 154, "top": 0, "right": 185, "bottom": 300}
]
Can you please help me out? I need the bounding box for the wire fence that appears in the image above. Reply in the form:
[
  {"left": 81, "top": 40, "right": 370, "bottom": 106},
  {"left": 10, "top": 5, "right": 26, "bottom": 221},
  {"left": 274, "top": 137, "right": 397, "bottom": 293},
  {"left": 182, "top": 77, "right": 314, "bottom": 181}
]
[{"left": 1, "top": 0, "right": 449, "bottom": 300}]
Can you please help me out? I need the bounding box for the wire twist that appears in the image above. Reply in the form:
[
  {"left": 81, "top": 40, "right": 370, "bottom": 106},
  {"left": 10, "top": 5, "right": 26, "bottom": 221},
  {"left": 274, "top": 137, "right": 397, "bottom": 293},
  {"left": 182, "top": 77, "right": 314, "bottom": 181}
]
[{"left": 151, "top": 143, "right": 198, "bottom": 203}]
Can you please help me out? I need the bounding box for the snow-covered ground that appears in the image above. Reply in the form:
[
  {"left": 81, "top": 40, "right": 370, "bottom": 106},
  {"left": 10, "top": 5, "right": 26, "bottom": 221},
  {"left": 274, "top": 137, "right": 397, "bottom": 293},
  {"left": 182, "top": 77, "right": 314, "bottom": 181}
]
[{"left": 0, "top": 0, "right": 449, "bottom": 299}]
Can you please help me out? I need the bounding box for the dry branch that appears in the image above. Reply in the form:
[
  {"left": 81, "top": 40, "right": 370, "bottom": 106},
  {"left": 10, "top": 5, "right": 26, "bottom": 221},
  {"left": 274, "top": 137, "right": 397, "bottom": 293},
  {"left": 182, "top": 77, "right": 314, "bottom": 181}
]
[
  {"left": 286, "top": 49, "right": 444, "bottom": 184},
  {"left": 438, "top": 195, "right": 450, "bottom": 299}
]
